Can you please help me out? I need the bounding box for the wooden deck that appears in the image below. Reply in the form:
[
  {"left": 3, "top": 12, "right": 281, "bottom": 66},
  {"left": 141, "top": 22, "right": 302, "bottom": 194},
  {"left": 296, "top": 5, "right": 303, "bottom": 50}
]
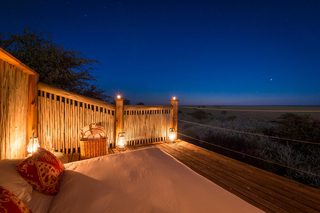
[
  {"left": 68, "top": 140, "right": 320, "bottom": 213},
  {"left": 157, "top": 141, "right": 320, "bottom": 213}
]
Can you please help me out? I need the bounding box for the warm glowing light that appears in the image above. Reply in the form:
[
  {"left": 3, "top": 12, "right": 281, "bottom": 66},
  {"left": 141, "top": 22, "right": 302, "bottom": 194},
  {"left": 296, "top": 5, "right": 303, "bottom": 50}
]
[
  {"left": 172, "top": 96, "right": 177, "bottom": 100},
  {"left": 117, "top": 132, "right": 126, "bottom": 149},
  {"left": 27, "top": 137, "right": 40, "bottom": 154},
  {"left": 116, "top": 94, "right": 122, "bottom": 99},
  {"left": 169, "top": 128, "right": 177, "bottom": 142}
]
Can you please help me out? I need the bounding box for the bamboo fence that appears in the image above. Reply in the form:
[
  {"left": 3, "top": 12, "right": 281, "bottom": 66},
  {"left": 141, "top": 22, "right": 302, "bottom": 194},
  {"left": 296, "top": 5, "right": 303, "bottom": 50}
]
[
  {"left": 37, "top": 83, "right": 115, "bottom": 153},
  {"left": 123, "top": 105, "right": 171, "bottom": 145},
  {"left": 0, "top": 47, "right": 177, "bottom": 158}
]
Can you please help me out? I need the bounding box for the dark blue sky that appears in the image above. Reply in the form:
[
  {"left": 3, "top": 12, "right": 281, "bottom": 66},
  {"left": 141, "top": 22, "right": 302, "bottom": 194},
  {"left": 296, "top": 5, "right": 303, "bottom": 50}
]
[{"left": 1, "top": 0, "right": 320, "bottom": 105}]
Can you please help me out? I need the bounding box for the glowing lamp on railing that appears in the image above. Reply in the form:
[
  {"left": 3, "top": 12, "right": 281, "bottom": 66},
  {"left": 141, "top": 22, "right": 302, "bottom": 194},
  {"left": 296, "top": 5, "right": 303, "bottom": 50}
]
[
  {"left": 116, "top": 94, "right": 122, "bottom": 99},
  {"left": 169, "top": 128, "right": 177, "bottom": 142},
  {"left": 117, "top": 132, "right": 126, "bottom": 149},
  {"left": 27, "top": 137, "right": 40, "bottom": 154}
]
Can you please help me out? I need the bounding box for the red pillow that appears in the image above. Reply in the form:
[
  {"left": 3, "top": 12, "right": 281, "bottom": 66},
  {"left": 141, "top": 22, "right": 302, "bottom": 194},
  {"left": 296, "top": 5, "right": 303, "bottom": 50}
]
[
  {"left": 17, "top": 148, "right": 64, "bottom": 195},
  {"left": 0, "top": 186, "right": 32, "bottom": 213}
]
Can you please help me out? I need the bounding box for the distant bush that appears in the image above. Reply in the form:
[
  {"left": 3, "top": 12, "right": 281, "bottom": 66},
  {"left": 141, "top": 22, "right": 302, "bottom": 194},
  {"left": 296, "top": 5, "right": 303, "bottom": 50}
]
[
  {"left": 264, "top": 113, "right": 320, "bottom": 143},
  {"left": 188, "top": 110, "right": 211, "bottom": 120},
  {"left": 258, "top": 139, "right": 320, "bottom": 187},
  {"left": 203, "top": 132, "right": 256, "bottom": 153},
  {"left": 260, "top": 113, "right": 320, "bottom": 186},
  {"left": 213, "top": 114, "right": 237, "bottom": 122},
  {"left": 227, "top": 115, "right": 237, "bottom": 121}
]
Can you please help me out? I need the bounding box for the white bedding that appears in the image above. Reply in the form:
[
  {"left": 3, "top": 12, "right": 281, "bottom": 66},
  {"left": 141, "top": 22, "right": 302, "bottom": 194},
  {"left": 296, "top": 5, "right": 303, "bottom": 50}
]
[
  {"left": 49, "top": 147, "right": 263, "bottom": 213},
  {"left": 28, "top": 190, "right": 54, "bottom": 213}
]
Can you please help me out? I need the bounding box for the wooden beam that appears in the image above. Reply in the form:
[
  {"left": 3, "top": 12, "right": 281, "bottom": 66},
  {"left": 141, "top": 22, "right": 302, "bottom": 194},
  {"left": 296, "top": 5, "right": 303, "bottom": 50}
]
[
  {"left": 27, "top": 75, "right": 38, "bottom": 145},
  {"left": 38, "top": 83, "right": 114, "bottom": 109},
  {"left": 170, "top": 97, "right": 179, "bottom": 132},
  {"left": 114, "top": 96, "right": 124, "bottom": 148},
  {"left": 124, "top": 105, "right": 170, "bottom": 110},
  {"left": 0, "top": 48, "right": 38, "bottom": 76}
]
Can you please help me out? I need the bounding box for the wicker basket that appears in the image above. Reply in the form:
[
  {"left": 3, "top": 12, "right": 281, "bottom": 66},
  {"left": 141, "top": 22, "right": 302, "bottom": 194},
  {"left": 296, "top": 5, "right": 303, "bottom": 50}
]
[{"left": 80, "top": 138, "right": 107, "bottom": 159}]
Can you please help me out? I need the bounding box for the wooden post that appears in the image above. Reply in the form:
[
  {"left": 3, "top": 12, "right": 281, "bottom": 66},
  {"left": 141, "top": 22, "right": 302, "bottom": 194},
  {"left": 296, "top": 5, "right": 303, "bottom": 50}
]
[
  {"left": 114, "top": 95, "right": 124, "bottom": 148},
  {"left": 0, "top": 49, "right": 39, "bottom": 159},
  {"left": 27, "top": 74, "right": 39, "bottom": 150},
  {"left": 170, "top": 96, "right": 179, "bottom": 139}
]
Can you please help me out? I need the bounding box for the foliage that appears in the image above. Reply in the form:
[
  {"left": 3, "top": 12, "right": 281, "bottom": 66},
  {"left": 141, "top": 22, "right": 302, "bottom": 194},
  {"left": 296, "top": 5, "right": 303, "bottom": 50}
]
[
  {"left": 259, "top": 113, "right": 320, "bottom": 186},
  {"left": 227, "top": 115, "right": 237, "bottom": 121},
  {"left": 124, "top": 99, "right": 131, "bottom": 105},
  {"left": 179, "top": 108, "right": 320, "bottom": 187},
  {"left": 136, "top": 102, "right": 145, "bottom": 105},
  {"left": 221, "top": 110, "right": 227, "bottom": 115},
  {"left": 264, "top": 113, "right": 320, "bottom": 143},
  {"left": 0, "top": 30, "right": 109, "bottom": 101},
  {"left": 188, "top": 110, "right": 211, "bottom": 120}
]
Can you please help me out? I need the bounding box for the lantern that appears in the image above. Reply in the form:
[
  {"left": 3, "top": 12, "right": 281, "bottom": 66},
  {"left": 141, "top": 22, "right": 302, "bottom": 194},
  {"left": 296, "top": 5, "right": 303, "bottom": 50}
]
[
  {"left": 169, "top": 128, "right": 177, "bottom": 142},
  {"left": 117, "top": 132, "right": 126, "bottom": 149},
  {"left": 27, "top": 136, "right": 40, "bottom": 154}
]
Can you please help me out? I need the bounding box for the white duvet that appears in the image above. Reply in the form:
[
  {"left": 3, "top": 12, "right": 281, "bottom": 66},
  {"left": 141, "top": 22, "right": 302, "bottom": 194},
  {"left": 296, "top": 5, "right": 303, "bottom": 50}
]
[{"left": 49, "top": 147, "right": 263, "bottom": 213}]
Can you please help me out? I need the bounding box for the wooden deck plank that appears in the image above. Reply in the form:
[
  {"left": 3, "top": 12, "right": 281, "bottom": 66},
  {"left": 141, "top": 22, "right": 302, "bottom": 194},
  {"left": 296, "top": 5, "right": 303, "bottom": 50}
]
[
  {"left": 176, "top": 142, "right": 320, "bottom": 209},
  {"left": 156, "top": 141, "right": 320, "bottom": 213},
  {"left": 169, "top": 142, "right": 320, "bottom": 210}
]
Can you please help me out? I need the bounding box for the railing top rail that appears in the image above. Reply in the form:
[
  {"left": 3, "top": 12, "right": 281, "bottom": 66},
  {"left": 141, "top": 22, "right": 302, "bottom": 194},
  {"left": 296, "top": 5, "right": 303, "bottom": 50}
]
[
  {"left": 124, "top": 105, "right": 171, "bottom": 110},
  {"left": 0, "top": 48, "right": 38, "bottom": 76},
  {"left": 38, "top": 82, "right": 114, "bottom": 109}
]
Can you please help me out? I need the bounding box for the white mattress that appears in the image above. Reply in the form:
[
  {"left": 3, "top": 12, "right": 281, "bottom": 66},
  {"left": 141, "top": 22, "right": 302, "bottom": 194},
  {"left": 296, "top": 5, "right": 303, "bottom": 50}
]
[
  {"left": 28, "top": 190, "right": 54, "bottom": 213},
  {"left": 49, "top": 147, "right": 262, "bottom": 213}
]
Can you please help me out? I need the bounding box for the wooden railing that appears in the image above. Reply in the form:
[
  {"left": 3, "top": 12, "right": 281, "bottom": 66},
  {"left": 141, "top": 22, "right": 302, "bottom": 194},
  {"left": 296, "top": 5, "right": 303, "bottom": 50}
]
[
  {"left": 38, "top": 83, "right": 115, "bottom": 153},
  {"left": 123, "top": 105, "right": 171, "bottom": 146},
  {"left": 0, "top": 47, "right": 178, "bottom": 157},
  {"left": 37, "top": 83, "right": 178, "bottom": 154}
]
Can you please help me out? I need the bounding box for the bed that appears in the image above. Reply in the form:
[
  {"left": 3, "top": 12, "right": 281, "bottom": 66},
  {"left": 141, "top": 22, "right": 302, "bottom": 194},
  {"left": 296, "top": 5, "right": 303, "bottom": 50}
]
[{"left": 40, "top": 147, "right": 261, "bottom": 213}]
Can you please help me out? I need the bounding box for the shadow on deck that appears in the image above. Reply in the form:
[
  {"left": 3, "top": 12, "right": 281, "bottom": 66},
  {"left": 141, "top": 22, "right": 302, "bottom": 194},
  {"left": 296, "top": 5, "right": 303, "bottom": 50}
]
[{"left": 67, "top": 140, "right": 320, "bottom": 213}]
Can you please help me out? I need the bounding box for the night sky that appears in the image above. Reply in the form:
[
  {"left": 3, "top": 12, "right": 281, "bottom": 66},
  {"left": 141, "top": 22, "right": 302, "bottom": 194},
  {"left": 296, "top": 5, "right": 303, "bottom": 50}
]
[{"left": 1, "top": 0, "right": 320, "bottom": 105}]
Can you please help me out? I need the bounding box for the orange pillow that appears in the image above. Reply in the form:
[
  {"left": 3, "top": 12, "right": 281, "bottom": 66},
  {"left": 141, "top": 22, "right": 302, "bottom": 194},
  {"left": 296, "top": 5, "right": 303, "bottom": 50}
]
[
  {"left": 0, "top": 186, "right": 32, "bottom": 213},
  {"left": 17, "top": 148, "right": 64, "bottom": 195}
]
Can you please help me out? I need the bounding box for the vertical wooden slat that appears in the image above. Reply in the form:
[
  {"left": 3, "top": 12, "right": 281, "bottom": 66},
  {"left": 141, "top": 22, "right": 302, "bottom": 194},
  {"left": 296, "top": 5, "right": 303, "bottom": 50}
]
[{"left": 27, "top": 75, "right": 38, "bottom": 152}]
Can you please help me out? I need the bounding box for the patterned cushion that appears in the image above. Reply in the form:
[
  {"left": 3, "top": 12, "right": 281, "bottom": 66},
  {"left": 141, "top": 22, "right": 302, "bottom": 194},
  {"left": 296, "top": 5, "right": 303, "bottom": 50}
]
[
  {"left": 17, "top": 148, "right": 64, "bottom": 195},
  {"left": 0, "top": 186, "right": 31, "bottom": 213}
]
